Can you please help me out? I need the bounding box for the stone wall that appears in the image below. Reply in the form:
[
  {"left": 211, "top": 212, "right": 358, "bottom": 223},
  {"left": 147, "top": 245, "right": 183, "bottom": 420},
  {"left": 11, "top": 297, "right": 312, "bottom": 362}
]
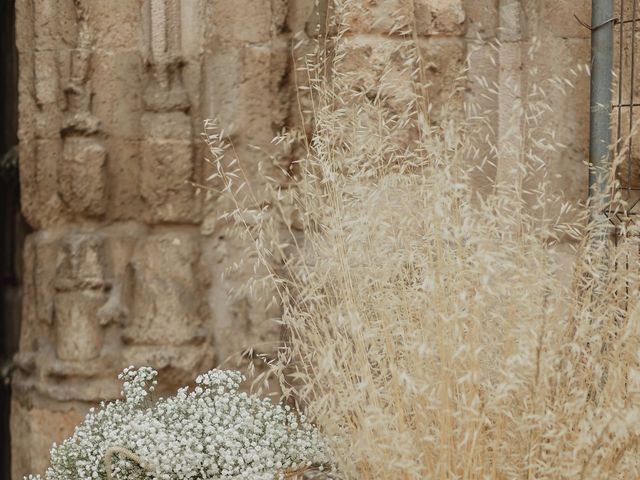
[{"left": 11, "top": 0, "right": 592, "bottom": 478}]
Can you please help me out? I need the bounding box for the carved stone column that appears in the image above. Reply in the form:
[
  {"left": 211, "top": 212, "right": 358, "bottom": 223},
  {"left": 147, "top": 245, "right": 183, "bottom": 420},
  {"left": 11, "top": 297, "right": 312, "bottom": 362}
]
[
  {"left": 59, "top": 0, "right": 107, "bottom": 217},
  {"left": 140, "top": 0, "right": 196, "bottom": 223},
  {"left": 53, "top": 235, "right": 110, "bottom": 362},
  {"left": 12, "top": 0, "right": 299, "bottom": 477}
]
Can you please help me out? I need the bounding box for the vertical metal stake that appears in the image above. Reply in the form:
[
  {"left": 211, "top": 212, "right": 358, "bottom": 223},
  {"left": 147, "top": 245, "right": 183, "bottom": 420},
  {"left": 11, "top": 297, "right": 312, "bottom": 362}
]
[{"left": 589, "top": 0, "right": 614, "bottom": 217}]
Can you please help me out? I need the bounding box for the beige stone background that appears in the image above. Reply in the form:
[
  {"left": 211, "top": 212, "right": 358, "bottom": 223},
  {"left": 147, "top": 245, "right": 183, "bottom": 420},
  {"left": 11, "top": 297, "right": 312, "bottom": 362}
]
[{"left": 5, "top": 0, "right": 594, "bottom": 478}]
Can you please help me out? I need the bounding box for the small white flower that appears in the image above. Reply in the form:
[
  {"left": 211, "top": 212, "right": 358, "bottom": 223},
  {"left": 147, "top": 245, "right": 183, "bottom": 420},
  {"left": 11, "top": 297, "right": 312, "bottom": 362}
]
[{"left": 26, "top": 367, "right": 332, "bottom": 480}]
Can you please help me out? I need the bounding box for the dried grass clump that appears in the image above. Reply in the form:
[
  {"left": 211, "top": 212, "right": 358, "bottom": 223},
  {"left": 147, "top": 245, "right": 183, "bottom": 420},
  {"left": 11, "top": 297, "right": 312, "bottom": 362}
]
[{"left": 207, "top": 3, "right": 640, "bottom": 478}]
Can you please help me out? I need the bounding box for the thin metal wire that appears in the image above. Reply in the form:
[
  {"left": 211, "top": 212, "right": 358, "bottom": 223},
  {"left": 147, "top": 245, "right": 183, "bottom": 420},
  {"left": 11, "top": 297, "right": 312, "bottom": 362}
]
[
  {"left": 613, "top": 102, "right": 640, "bottom": 107},
  {"left": 575, "top": 13, "right": 618, "bottom": 30},
  {"left": 617, "top": 17, "right": 640, "bottom": 24}
]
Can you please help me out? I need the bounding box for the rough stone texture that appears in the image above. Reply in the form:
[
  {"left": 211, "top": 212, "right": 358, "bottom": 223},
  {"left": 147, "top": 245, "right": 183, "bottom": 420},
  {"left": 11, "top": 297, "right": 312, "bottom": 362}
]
[
  {"left": 346, "top": 0, "right": 465, "bottom": 36},
  {"left": 338, "top": 35, "right": 466, "bottom": 120},
  {"left": 10, "top": 400, "right": 88, "bottom": 480},
  {"left": 464, "top": 0, "right": 498, "bottom": 39},
  {"left": 539, "top": 0, "right": 590, "bottom": 39},
  {"left": 12, "top": 0, "right": 593, "bottom": 478}
]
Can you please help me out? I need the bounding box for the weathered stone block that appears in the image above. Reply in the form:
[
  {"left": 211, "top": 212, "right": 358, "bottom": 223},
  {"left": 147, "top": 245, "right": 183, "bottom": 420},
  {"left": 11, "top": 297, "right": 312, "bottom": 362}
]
[
  {"left": 498, "top": 0, "right": 523, "bottom": 42},
  {"left": 181, "top": 60, "right": 203, "bottom": 115},
  {"left": 30, "top": 233, "right": 59, "bottom": 333},
  {"left": 418, "top": 37, "right": 467, "bottom": 114},
  {"left": 201, "top": 49, "right": 243, "bottom": 135},
  {"left": 59, "top": 135, "right": 108, "bottom": 217},
  {"left": 238, "top": 44, "right": 281, "bottom": 144},
  {"left": 286, "top": 0, "right": 315, "bottom": 33},
  {"left": 124, "top": 232, "right": 206, "bottom": 346},
  {"left": 181, "top": 0, "right": 206, "bottom": 58},
  {"left": 91, "top": 50, "right": 144, "bottom": 140},
  {"left": 31, "top": 49, "right": 63, "bottom": 140},
  {"left": 20, "top": 139, "right": 70, "bottom": 229},
  {"left": 338, "top": 36, "right": 466, "bottom": 118},
  {"left": 339, "top": 36, "right": 402, "bottom": 106},
  {"left": 34, "top": 50, "right": 59, "bottom": 107},
  {"left": 18, "top": 141, "right": 39, "bottom": 228},
  {"left": 35, "top": 104, "right": 62, "bottom": 140},
  {"left": 55, "top": 234, "right": 108, "bottom": 287},
  {"left": 346, "top": 0, "right": 464, "bottom": 36},
  {"left": 464, "top": 0, "right": 498, "bottom": 39},
  {"left": 19, "top": 236, "right": 38, "bottom": 355},
  {"left": 11, "top": 399, "right": 88, "bottom": 480},
  {"left": 414, "top": 0, "right": 465, "bottom": 36},
  {"left": 33, "top": 0, "right": 77, "bottom": 50},
  {"left": 206, "top": 0, "right": 273, "bottom": 45},
  {"left": 141, "top": 111, "right": 192, "bottom": 140},
  {"left": 102, "top": 222, "right": 147, "bottom": 277},
  {"left": 202, "top": 44, "right": 280, "bottom": 144},
  {"left": 202, "top": 233, "right": 281, "bottom": 362},
  {"left": 16, "top": 3, "right": 36, "bottom": 145},
  {"left": 142, "top": 66, "right": 190, "bottom": 113},
  {"left": 53, "top": 233, "right": 110, "bottom": 361},
  {"left": 540, "top": 0, "right": 590, "bottom": 39},
  {"left": 104, "top": 139, "right": 144, "bottom": 220},
  {"left": 53, "top": 290, "right": 106, "bottom": 361},
  {"left": 84, "top": 0, "right": 143, "bottom": 50},
  {"left": 344, "top": 0, "right": 409, "bottom": 35},
  {"left": 140, "top": 138, "right": 197, "bottom": 222}
]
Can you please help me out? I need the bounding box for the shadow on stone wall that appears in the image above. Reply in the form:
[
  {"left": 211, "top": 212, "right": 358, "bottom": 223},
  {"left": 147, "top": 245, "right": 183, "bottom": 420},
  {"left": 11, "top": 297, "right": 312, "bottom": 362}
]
[{"left": 0, "top": 0, "right": 26, "bottom": 479}]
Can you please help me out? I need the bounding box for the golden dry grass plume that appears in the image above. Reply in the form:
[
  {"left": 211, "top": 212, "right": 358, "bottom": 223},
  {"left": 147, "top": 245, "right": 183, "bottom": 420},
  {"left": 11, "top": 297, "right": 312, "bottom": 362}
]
[{"left": 206, "top": 2, "right": 640, "bottom": 478}]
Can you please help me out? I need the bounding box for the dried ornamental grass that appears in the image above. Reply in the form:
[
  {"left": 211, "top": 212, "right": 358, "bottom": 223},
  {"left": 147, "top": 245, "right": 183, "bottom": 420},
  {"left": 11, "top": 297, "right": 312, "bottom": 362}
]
[{"left": 207, "top": 1, "right": 640, "bottom": 479}]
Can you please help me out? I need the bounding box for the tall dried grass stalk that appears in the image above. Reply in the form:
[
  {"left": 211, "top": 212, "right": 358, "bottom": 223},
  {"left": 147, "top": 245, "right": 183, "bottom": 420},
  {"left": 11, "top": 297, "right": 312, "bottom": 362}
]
[{"left": 206, "top": 2, "right": 640, "bottom": 478}]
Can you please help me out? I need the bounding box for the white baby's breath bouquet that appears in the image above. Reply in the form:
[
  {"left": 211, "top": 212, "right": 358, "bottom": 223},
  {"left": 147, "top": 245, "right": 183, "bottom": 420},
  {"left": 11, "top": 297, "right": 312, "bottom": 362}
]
[{"left": 25, "top": 367, "right": 332, "bottom": 480}]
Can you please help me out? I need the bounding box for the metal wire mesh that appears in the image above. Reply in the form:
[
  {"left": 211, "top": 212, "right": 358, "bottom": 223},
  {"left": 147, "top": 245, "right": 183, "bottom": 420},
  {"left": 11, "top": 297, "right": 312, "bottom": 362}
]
[{"left": 610, "top": 0, "right": 640, "bottom": 228}]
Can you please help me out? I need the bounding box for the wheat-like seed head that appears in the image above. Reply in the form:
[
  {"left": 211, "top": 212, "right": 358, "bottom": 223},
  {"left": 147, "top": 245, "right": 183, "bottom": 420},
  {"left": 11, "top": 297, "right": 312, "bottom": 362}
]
[{"left": 208, "top": 2, "right": 640, "bottom": 478}]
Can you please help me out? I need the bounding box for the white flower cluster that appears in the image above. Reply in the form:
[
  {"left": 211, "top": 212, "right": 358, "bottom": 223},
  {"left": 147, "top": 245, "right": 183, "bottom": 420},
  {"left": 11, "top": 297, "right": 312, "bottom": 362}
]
[{"left": 27, "top": 367, "right": 332, "bottom": 480}]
